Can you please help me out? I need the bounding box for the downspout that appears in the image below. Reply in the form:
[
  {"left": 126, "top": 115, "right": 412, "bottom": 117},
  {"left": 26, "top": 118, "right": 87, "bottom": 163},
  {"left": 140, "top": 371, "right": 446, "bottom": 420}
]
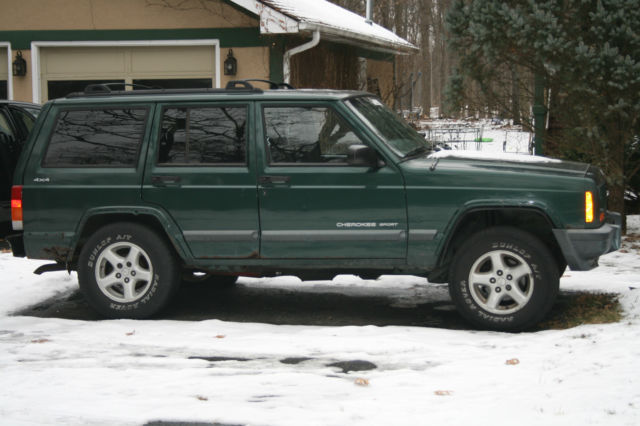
[{"left": 283, "top": 30, "right": 321, "bottom": 85}]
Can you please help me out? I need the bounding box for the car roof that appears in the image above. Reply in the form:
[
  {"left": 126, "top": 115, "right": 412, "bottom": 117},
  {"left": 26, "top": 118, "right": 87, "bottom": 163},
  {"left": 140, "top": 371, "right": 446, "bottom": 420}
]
[
  {"left": 0, "top": 100, "right": 41, "bottom": 109},
  {"left": 50, "top": 89, "right": 370, "bottom": 105},
  {"left": 48, "top": 82, "right": 372, "bottom": 106}
]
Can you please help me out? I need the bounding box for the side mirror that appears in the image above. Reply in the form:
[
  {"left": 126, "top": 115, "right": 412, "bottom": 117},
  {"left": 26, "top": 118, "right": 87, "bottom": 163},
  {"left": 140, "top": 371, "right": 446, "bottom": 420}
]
[{"left": 347, "top": 144, "right": 382, "bottom": 168}]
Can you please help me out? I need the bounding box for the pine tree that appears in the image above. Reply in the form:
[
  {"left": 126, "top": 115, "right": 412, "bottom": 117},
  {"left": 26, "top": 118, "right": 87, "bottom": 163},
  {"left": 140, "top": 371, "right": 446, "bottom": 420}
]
[{"left": 446, "top": 0, "right": 640, "bottom": 229}]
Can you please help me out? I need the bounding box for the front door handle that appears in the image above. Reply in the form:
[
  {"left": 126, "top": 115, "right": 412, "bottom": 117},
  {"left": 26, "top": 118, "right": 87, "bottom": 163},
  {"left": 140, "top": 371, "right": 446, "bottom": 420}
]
[
  {"left": 259, "top": 175, "right": 291, "bottom": 186},
  {"left": 151, "top": 175, "right": 182, "bottom": 187}
]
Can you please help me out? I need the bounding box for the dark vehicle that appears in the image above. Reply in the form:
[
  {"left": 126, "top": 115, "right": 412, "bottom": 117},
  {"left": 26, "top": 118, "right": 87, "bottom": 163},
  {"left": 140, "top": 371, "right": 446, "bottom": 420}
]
[
  {"left": 7, "top": 81, "right": 621, "bottom": 331},
  {"left": 0, "top": 101, "right": 40, "bottom": 237}
]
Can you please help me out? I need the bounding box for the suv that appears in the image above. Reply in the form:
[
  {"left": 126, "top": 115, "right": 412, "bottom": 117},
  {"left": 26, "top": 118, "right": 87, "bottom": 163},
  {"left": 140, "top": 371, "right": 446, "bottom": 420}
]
[
  {"left": 8, "top": 81, "right": 621, "bottom": 331},
  {"left": 1, "top": 101, "right": 40, "bottom": 237}
]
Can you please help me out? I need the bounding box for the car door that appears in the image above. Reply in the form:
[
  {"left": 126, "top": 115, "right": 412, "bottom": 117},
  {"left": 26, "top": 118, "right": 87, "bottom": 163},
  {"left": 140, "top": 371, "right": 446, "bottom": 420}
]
[
  {"left": 257, "top": 101, "right": 407, "bottom": 259},
  {"left": 142, "top": 101, "right": 259, "bottom": 259}
]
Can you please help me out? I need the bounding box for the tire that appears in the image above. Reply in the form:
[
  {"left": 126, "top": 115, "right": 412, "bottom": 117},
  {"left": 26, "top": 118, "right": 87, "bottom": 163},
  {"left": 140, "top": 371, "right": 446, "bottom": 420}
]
[
  {"left": 182, "top": 269, "right": 238, "bottom": 287},
  {"left": 78, "top": 222, "right": 180, "bottom": 319},
  {"left": 448, "top": 226, "right": 559, "bottom": 331}
]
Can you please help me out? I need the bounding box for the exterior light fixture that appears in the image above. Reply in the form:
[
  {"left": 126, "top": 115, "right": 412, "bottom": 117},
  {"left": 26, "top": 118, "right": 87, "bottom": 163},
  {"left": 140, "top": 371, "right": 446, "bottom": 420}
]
[
  {"left": 224, "top": 49, "right": 237, "bottom": 76},
  {"left": 12, "top": 51, "right": 27, "bottom": 77}
]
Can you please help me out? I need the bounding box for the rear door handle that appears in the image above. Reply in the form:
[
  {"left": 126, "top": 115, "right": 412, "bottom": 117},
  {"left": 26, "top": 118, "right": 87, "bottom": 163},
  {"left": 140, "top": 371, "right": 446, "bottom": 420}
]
[
  {"left": 259, "top": 175, "right": 291, "bottom": 186},
  {"left": 151, "top": 175, "right": 182, "bottom": 187}
]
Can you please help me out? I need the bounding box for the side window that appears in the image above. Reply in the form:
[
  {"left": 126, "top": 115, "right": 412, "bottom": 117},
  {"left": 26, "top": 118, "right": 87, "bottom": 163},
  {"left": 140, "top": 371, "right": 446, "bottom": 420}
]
[
  {"left": 0, "top": 109, "right": 15, "bottom": 138},
  {"left": 159, "top": 106, "right": 247, "bottom": 165},
  {"left": 43, "top": 108, "right": 148, "bottom": 167},
  {"left": 9, "top": 107, "right": 36, "bottom": 138},
  {"left": 263, "top": 106, "right": 364, "bottom": 164}
]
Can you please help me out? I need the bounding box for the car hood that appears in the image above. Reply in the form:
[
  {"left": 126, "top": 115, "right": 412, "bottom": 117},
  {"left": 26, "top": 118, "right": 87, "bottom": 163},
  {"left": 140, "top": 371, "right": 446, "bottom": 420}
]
[{"left": 404, "top": 150, "right": 590, "bottom": 178}]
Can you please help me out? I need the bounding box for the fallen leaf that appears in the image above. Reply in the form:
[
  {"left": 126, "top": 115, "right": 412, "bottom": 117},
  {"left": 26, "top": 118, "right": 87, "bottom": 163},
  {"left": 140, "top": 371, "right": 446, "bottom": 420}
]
[
  {"left": 30, "top": 338, "right": 51, "bottom": 344},
  {"left": 506, "top": 358, "right": 520, "bottom": 365},
  {"left": 435, "top": 390, "right": 453, "bottom": 396},
  {"left": 215, "top": 335, "right": 226, "bottom": 339},
  {"left": 354, "top": 378, "right": 370, "bottom": 387},
  {"left": 195, "top": 395, "right": 208, "bottom": 401},
  {"left": 126, "top": 330, "right": 136, "bottom": 336}
]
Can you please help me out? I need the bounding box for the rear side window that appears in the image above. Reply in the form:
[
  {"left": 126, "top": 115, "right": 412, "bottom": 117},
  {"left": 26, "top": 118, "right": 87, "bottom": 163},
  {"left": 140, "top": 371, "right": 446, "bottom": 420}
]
[
  {"left": 158, "top": 106, "right": 247, "bottom": 165},
  {"left": 43, "top": 108, "right": 148, "bottom": 167}
]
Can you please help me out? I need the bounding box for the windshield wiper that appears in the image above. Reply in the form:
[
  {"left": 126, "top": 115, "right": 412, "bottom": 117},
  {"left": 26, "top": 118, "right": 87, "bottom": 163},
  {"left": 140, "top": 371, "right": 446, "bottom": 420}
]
[{"left": 401, "top": 145, "right": 431, "bottom": 161}]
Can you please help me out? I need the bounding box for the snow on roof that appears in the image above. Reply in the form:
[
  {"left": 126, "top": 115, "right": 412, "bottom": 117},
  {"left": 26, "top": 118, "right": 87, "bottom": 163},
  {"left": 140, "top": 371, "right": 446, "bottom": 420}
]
[{"left": 230, "top": 0, "right": 417, "bottom": 54}]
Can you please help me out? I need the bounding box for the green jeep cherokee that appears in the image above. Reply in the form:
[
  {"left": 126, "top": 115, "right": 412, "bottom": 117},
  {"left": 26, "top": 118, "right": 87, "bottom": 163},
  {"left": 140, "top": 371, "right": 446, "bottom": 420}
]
[{"left": 8, "top": 81, "right": 621, "bottom": 331}]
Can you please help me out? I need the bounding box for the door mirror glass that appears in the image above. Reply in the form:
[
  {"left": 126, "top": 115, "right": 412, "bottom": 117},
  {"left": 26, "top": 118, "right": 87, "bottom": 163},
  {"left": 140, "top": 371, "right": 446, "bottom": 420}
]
[{"left": 347, "top": 144, "right": 381, "bottom": 168}]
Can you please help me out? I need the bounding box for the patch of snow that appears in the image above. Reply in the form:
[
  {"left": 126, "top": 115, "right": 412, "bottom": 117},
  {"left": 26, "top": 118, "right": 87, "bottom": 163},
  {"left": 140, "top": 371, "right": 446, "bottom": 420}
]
[
  {"left": 1, "top": 218, "right": 639, "bottom": 425},
  {"left": 428, "top": 149, "right": 561, "bottom": 163}
]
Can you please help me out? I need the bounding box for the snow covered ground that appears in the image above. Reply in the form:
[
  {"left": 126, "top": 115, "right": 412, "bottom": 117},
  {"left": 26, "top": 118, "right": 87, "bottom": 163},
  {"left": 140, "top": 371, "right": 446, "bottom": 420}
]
[{"left": 0, "top": 217, "right": 638, "bottom": 426}]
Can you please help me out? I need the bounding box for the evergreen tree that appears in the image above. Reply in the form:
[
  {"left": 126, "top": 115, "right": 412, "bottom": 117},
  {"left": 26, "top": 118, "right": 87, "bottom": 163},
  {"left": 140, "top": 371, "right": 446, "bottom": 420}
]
[{"left": 446, "top": 0, "right": 640, "bottom": 228}]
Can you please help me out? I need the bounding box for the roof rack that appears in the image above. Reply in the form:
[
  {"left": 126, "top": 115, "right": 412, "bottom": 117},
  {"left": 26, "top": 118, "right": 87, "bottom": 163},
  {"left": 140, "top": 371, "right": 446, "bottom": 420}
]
[
  {"left": 65, "top": 79, "right": 294, "bottom": 98},
  {"left": 84, "top": 83, "right": 158, "bottom": 93},
  {"left": 234, "top": 79, "right": 295, "bottom": 90}
]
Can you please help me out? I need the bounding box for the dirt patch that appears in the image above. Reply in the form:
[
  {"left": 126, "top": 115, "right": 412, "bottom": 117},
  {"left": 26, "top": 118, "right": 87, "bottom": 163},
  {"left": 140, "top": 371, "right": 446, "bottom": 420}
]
[{"left": 537, "top": 291, "right": 623, "bottom": 330}]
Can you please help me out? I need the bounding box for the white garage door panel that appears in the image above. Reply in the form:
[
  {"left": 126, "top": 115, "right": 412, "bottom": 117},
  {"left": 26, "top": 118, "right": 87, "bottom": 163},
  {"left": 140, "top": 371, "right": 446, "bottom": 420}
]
[
  {"left": 131, "top": 46, "right": 214, "bottom": 74},
  {"left": 44, "top": 47, "right": 127, "bottom": 76}
]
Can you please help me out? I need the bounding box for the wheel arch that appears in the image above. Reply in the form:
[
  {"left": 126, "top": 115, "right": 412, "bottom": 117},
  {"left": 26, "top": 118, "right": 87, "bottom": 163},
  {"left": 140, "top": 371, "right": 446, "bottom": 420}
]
[
  {"left": 67, "top": 207, "right": 192, "bottom": 269},
  {"left": 428, "top": 206, "right": 566, "bottom": 283}
]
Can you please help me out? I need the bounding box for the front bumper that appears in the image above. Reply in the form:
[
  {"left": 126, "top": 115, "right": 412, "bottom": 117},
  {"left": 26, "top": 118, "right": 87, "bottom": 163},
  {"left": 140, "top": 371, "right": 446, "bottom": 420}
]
[{"left": 552, "top": 212, "right": 622, "bottom": 271}]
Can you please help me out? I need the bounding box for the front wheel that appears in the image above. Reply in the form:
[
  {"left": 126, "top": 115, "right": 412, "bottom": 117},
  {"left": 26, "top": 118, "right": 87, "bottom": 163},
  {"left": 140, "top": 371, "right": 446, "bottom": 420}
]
[
  {"left": 78, "top": 222, "right": 180, "bottom": 319},
  {"left": 448, "top": 227, "right": 559, "bottom": 331}
]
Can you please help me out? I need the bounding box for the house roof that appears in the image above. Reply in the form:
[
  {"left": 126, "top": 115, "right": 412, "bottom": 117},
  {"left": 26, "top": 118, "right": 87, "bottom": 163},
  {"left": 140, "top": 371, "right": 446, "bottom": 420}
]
[{"left": 229, "top": 0, "right": 418, "bottom": 54}]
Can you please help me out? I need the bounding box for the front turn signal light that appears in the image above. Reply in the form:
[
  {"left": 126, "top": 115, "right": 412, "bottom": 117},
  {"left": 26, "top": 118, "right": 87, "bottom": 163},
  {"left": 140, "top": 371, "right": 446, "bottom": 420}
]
[{"left": 585, "top": 191, "right": 594, "bottom": 223}]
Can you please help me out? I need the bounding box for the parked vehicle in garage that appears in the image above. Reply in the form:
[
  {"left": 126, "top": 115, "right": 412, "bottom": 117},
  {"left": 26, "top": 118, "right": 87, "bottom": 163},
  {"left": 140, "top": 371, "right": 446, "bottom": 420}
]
[
  {"left": 7, "top": 81, "right": 621, "bottom": 330},
  {"left": 0, "top": 101, "right": 40, "bottom": 237}
]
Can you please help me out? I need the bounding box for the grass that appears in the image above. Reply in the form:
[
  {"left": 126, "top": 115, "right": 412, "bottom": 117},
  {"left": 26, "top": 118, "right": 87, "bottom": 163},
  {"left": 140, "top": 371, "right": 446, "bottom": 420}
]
[{"left": 538, "top": 291, "right": 623, "bottom": 330}]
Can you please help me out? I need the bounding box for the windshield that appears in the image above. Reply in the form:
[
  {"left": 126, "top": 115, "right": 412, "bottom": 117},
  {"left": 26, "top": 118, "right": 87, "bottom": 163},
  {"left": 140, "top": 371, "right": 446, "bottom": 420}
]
[{"left": 345, "top": 96, "right": 430, "bottom": 157}]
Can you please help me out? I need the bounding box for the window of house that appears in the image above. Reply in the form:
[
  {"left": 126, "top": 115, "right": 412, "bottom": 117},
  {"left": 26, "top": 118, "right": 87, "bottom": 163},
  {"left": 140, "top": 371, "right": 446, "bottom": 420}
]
[
  {"left": 43, "top": 108, "right": 148, "bottom": 167},
  {"left": 158, "top": 106, "right": 247, "bottom": 165},
  {"left": 263, "top": 106, "right": 364, "bottom": 164}
]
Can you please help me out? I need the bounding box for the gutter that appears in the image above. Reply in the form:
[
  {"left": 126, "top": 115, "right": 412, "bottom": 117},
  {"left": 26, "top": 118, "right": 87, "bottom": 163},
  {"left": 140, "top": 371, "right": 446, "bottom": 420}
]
[
  {"left": 283, "top": 29, "right": 321, "bottom": 84},
  {"left": 299, "top": 22, "right": 417, "bottom": 54}
]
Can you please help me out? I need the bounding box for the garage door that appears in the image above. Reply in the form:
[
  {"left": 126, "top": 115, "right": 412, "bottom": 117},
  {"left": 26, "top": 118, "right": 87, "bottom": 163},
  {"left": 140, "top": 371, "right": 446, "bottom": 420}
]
[{"left": 40, "top": 45, "right": 217, "bottom": 100}]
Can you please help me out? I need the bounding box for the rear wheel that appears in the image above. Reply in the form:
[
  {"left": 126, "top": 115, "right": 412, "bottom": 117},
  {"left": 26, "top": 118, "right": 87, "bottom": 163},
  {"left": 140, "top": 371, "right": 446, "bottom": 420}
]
[
  {"left": 78, "top": 222, "right": 180, "bottom": 319},
  {"left": 448, "top": 227, "right": 559, "bottom": 331}
]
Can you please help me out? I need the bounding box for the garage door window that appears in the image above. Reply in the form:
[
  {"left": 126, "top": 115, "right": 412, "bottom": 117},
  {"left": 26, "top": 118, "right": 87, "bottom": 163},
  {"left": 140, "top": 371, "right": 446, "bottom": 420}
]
[
  {"left": 47, "top": 80, "right": 126, "bottom": 100},
  {"left": 133, "top": 78, "right": 212, "bottom": 90},
  {"left": 43, "top": 108, "right": 148, "bottom": 167}
]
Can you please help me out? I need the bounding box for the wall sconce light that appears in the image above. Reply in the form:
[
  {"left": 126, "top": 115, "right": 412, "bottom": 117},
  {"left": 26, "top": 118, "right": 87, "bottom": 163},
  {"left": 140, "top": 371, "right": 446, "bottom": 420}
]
[
  {"left": 12, "top": 51, "right": 27, "bottom": 77},
  {"left": 224, "top": 49, "right": 237, "bottom": 76}
]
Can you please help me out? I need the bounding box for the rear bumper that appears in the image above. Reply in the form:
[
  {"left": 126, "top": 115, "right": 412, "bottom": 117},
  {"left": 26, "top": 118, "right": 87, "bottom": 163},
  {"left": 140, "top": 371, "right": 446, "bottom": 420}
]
[
  {"left": 6, "top": 232, "right": 25, "bottom": 257},
  {"left": 552, "top": 212, "right": 622, "bottom": 271}
]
